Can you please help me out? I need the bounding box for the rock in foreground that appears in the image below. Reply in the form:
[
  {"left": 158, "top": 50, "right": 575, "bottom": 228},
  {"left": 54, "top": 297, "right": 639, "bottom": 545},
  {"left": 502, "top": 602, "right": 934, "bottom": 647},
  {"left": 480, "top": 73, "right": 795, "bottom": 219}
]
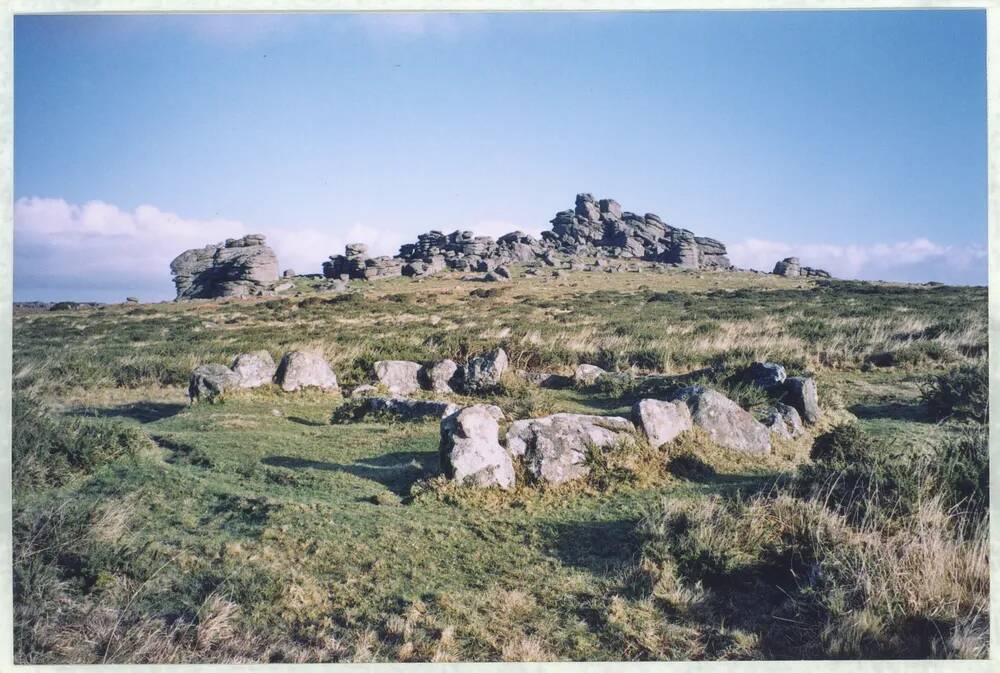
[
  {"left": 231, "top": 351, "right": 276, "bottom": 388},
  {"left": 506, "top": 413, "right": 635, "bottom": 484},
  {"left": 633, "top": 399, "right": 693, "bottom": 448},
  {"left": 671, "top": 386, "right": 771, "bottom": 454},
  {"left": 440, "top": 405, "right": 514, "bottom": 489},
  {"left": 275, "top": 351, "right": 339, "bottom": 392}
]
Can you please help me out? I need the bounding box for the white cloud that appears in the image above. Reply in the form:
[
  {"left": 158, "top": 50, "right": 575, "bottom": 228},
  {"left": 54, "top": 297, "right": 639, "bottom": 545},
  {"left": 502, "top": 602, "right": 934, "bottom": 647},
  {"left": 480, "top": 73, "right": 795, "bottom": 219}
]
[
  {"left": 12, "top": 197, "right": 412, "bottom": 302},
  {"left": 728, "top": 237, "right": 987, "bottom": 285}
]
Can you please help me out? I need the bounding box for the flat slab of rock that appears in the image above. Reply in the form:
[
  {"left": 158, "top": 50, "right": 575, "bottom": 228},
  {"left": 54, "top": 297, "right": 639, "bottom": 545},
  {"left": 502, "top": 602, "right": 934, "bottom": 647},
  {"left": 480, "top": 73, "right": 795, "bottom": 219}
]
[
  {"left": 275, "top": 351, "right": 339, "bottom": 392},
  {"left": 506, "top": 413, "right": 635, "bottom": 484},
  {"left": 671, "top": 386, "right": 771, "bottom": 454},
  {"left": 633, "top": 399, "right": 692, "bottom": 448},
  {"left": 374, "top": 360, "right": 422, "bottom": 395},
  {"left": 440, "top": 405, "right": 513, "bottom": 489},
  {"left": 189, "top": 363, "right": 240, "bottom": 403},
  {"left": 231, "top": 351, "right": 276, "bottom": 388},
  {"left": 362, "top": 396, "right": 459, "bottom": 421},
  {"left": 783, "top": 377, "right": 820, "bottom": 424}
]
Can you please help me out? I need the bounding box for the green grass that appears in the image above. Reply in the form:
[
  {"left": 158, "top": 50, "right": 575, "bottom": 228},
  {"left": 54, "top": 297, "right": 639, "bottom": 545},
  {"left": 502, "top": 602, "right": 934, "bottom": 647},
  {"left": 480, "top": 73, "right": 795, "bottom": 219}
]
[{"left": 12, "top": 269, "right": 988, "bottom": 663}]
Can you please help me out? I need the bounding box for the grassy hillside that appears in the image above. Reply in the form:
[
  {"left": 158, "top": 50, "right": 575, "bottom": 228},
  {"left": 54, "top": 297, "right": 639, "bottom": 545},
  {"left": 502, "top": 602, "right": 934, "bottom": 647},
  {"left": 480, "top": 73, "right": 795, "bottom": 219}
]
[{"left": 11, "top": 267, "right": 989, "bottom": 663}]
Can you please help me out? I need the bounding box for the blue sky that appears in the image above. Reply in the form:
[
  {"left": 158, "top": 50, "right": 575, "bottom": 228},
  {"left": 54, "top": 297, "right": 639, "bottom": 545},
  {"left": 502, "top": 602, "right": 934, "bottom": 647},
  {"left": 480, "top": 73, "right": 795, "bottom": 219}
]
[{"left": 13, "top": 10, "right": 987, "bottom": 301}]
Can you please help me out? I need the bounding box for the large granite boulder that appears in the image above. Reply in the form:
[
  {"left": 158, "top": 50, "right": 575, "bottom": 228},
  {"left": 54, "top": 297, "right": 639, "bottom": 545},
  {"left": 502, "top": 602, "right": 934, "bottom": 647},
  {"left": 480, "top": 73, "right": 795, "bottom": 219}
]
[
  {"left": 632, "top": 399, "right": 693, "bottom": 448},
  {"left": 374, "top": 360, "right": 423, "bottom": 395},
  {"left": 440, "top": 405, "right": 514, "bottom": 489},
  {"left": 671, "top": 386, "right": 771, "bottom": 454},
  {"left": 739, "top": 362, "right": 787, "bottom": 390},
  {"left": 506, "top": 413, "right": 635, "bottom": 484},
  {"left": 425, "top": 359, "right": 460, "bottom": 394},
  {"left": 231, "top": 351, "right": 276, "bottom": 388},
  {"left": 189, "top": 363, "right": 240, "bottom": 403},
  {"left": 170, "top": 234, "right": 279, "bottom": 300},
  {"left": 274, "top": 351, "right": 339, "bottom": 392},
  {"left": 773, "top": 257, "right": 801, "bottom": 277},
  {"left": 783, "top": 377, "right": 820, "bottom": 424},
  {"left": 462, "top": 348, "right": 509, "bottom": 393}
]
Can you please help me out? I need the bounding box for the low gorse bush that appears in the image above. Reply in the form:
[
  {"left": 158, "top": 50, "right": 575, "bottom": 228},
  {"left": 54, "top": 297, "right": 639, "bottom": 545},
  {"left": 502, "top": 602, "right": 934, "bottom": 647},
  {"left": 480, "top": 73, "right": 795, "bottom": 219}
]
[
  {"left": 625, "top": 422, "right": 989, "bottom": 659},
  {"left": 921, "top": 363, "right": 988, "bottom": 422}
]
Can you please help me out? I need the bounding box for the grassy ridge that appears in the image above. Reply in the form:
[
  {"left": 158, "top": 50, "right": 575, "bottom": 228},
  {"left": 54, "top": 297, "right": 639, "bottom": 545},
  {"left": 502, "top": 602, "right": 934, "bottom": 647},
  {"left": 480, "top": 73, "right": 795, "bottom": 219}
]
[{"left": 11, "top": 269, "right": 989, "bottom": 662}]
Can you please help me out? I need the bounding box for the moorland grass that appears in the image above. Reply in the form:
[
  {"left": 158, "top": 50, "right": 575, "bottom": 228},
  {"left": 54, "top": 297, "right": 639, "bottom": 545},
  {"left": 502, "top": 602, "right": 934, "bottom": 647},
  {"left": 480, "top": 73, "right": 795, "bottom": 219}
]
[{"left": 11, "top": 268, "right": 988, "bottom": 662}]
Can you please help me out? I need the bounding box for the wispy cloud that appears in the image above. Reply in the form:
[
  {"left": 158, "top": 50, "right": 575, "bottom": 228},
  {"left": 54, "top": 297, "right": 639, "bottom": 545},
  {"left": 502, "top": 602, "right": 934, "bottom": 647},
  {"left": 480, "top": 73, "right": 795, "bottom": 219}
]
[{"left": 728, "top": 237, "right": 987, "bottom": 286}]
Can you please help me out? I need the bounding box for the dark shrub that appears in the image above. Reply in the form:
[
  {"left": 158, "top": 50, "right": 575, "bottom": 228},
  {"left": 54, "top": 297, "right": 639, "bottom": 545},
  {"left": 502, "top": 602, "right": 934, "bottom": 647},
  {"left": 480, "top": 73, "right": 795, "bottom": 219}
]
[
  {"left": 921, "top": 363, "right": 988, "bottom": 422},
  {"left": 13, "top": 391, "right": 147, "bottom": 488},
  {"left": 932, "top": 427, "right": 989, "bottom": 519}
]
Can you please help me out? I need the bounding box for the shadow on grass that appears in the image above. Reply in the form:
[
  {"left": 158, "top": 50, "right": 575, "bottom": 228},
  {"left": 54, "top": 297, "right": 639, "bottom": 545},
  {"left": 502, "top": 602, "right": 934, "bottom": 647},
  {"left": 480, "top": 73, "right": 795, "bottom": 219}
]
[
  {"left": 539, "top": 518, "right": 639, "bottom": 576},
  {"left": 67, "top": 401, "right": 186, "bottom": 424},
  {"left": 849, "top": 402, "right": 933, "bottom": 423},
  {"left": 286, "top": 416, "right": 328, "bottom": 427},
  {"left": 262, "top": 451, "right": 438, "bottom": 495}
]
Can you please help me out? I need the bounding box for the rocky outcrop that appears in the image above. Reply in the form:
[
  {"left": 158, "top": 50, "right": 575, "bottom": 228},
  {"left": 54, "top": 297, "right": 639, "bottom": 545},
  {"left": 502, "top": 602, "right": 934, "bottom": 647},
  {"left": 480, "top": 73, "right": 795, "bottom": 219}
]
[
  {"left": 440, "top": 405, "right": 514, "bottom": 489},
  {"left": 506, "top": 413, "right": 635, "bottom": 484},
  {"left": 763, "top": 403, "right": 804, "bottom": 439},
  {"left": 671, "top": 386, "right": 772, "bottom": 454},
  {"left": 274, "top": 351, "right": 339, "bottom": 392},
  {"left": 323, "top": 243, "right": 403, "bottom": 281},
  {"left": 425, "top": 359, "right": 460, "bottom": 394},
  {"left": 773, "top": 257, "right": 831, "bottom": 278},
  {"left": 326, "top": 194, "right": 732, "bottom": 278},
  {"left": 739, "top": 362, "right": 787, "bottom": 390},
  {"left": 170, "top": 234, "right": 279, "bottom": 299}
]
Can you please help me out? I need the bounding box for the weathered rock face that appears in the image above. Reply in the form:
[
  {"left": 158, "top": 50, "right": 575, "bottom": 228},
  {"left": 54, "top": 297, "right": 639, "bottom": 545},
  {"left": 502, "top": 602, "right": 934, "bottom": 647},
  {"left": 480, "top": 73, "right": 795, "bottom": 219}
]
[
  {"left": 462, "top": 348, "right": 509, "bottom": 393},
  {"left": 231, "top": 351, "right": 276, "bottom": 388},
  {"left": 506, "top": 413, "right": 635, "bottom": 484},
  {"left": 783, "top": 377, "right": 820, "bottom": 424},
  {"left": 633, "top": 399, "right": 693, "bottom": 448},
  {"left": 439, "top": 405, "right": 514, "bottom": 489},
  {"left": 763, "top": 403, "right": 804, "bottom": 439},
  {"left": 671, "top": 386, "right": 771, "bottom": 454},
  {"left": 374, "top": 360, "right": 423, "bottom": 395},
  {"left": 189, "top": 364, "right": 240, "bottom": 403},
  {"left": 274, "top": 351, "right": 339, "bottom": 392},
  {"left": 740, "top": 362, "right": 787, "bottom": 390},
  {"left": 331, "top": 194, "right": 732, "bottom": 278},
  {"left": 773, "top": 257, "right": 831, "bottom": 278},
  {"left": 323, "top": 243, "right": 404, "bottom": 281},
  {"left": 170, "top": 234, "right": 279, "bottom": 300},
  {"left": 573, "top": 364, "right": 607, "bottom": 387},
  {"left": 425, "top": 359, "right": 460, "bottom": 394}
]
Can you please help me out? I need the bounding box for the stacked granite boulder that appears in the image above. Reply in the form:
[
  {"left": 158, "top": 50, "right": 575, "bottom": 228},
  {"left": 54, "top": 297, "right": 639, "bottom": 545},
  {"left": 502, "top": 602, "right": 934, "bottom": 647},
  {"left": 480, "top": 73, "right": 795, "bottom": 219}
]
[
  {"left": 322, "top": 193, "right": 733, "bottom": 279},
  {"left": 323, "top": 243, "right": 404, "bottom": 280},
  {"left": 773, "top": 257, "right": 831, "bottom": 278},
  {"left": 170, "top": 234, "right": 279, "bottom": 300}
]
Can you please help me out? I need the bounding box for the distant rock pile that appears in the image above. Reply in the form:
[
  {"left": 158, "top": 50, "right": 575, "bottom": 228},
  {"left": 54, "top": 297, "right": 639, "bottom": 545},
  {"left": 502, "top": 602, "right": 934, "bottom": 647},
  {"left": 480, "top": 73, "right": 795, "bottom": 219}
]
[
  {"left": 170, "top": 234, "right": 279, "bottom": 299},
  {"left": 772, "top": 257, "right": 831, "bottom": 278},
  {"left": 322, "top": 193, "right": 732, "bottom": 279}
]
